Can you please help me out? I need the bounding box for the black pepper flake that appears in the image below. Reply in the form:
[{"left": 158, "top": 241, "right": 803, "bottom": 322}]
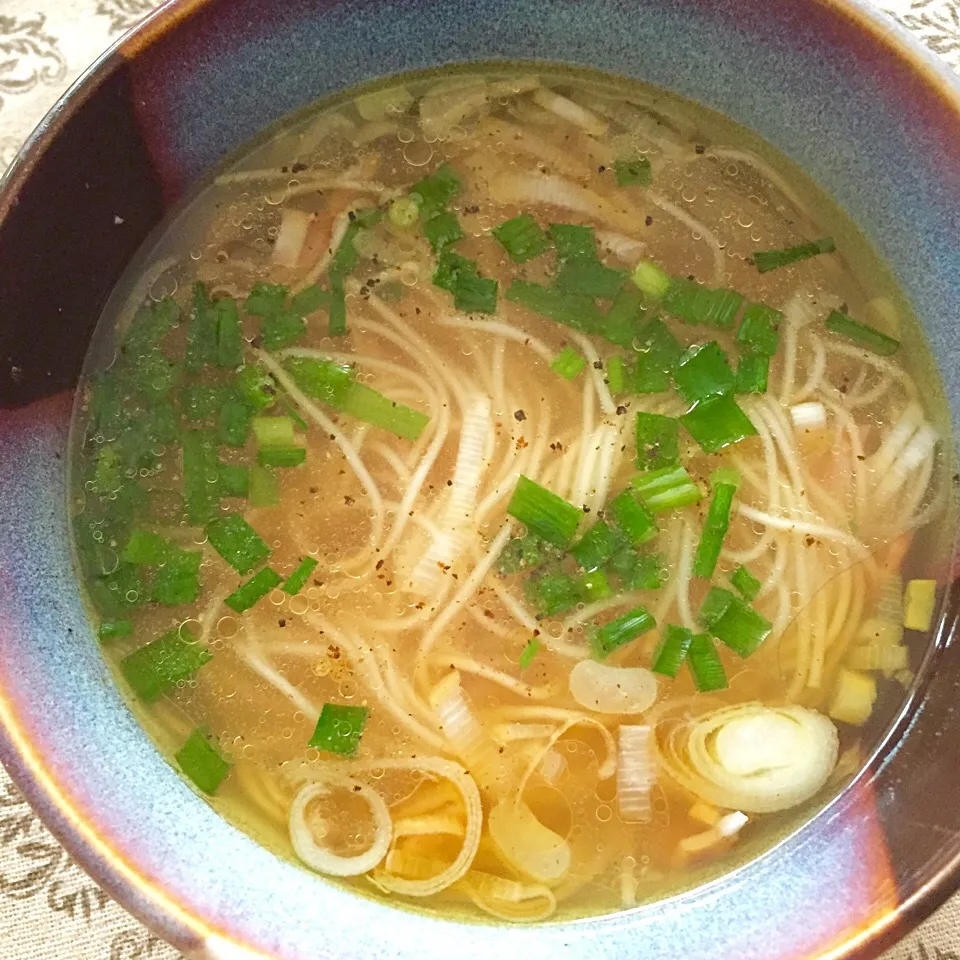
[
  {"left": 347, "top": 210, "right": 357, "bottom": 222},
  {"left": 514, "top": 409, "right": 527, "bottom": 422},
  {"left": 344, "top": 495, "right": 355, "bottom": 505},
  {"left": 645, "top": 215, "right": 653, "bottom": 226},
  {"left": 694, "top": 144, "right": 705, "bottom": 155},
  {"left": 291, "top": 161, "right": 308, "bottom": 173},
  {"left": 593, "top": 360, "right": 603, "bottom": 370},
  {"left": 616, "top": 404, "right": 628, "bottom": 415},
  {"left": 598, "top": 165, "right": 606, "bottom": 173},
  {"left": 278, "top": 619, "right": 286, "bottom": 628}
]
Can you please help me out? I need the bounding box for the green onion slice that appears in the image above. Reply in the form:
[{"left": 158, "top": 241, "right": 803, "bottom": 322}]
[
  {"left": 692, "top": 469, "right": 740, "bottom": 579},
  {"left": 507, "top": 476, "right": 582, "bottom": 548},
  {"left": 651, "top": 625, "right": 693, "bottom": 677},
  {"left": 283, "top": 556, "right": 320, "bottom": 595},
  {"left": 592, "top": 606, "right": 656, "bottom": 659},
  {"left": 688, "top": 633, "right": 728, "bottom": 691},
  {"left": 752, "top": 237, "right": 836, "bottom": 274},
  {"left": 492, "top": 214, "right": 550, "bottom": 263},
  {"left": 309, "top": 703, "right": 370, "bottom": 756},
  {"left": 225, "top": 567, "right": 283, "bottom": 613},
  {"left": 120, "top": 627, "right": 212, "bottom": 702},
  {"left": 635, "top": 412, "right": 680, "bottom": 470},
  {"left": 825, "top": 309, "right": 900, "bottom": 356},
  {"left": 631, "top": 465, "right": 703, "bottom": 513},
  {"left": 550, "top": 346, "right": 586, "bottom": 380},
  {"left": 681, "top": 394, "right": 758, "bottom": 453},
  {"left": 175, "top": 728, "right": 232, "bottom": 795},
  {"left": 206, "top": 513, "right": 271, "bottom": 574}
]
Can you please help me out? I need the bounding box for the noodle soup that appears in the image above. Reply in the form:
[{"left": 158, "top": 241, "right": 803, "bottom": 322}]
[{"left": 70, "top": 67, "right": 950, "bottom": 922}]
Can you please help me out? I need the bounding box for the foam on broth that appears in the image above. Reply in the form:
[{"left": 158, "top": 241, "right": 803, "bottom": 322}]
[{"left": 69, "top": 65, "right": 953, "bottom": 922}]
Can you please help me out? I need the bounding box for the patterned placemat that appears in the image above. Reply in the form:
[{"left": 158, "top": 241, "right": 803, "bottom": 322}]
[{"left": 0, "top": 0, "right": 958, "bottom": 957}]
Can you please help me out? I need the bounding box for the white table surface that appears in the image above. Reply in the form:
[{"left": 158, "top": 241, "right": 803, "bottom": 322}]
[{"left": 0, "top": 0, "right": 959, "bottom": 956}]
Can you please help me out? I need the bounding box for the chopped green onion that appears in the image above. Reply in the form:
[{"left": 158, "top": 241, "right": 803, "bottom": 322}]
[
  {"left": 182, "top": 430, "right": 220, "bottom": 525},
  {"left": 245, "top": 282, "right": 289, "bottom": 318},
  {"left": 505, "top": 280, "right": 604, "bottom": 332},
  {"left": 341, "top": 383, "right": 429, "bottom": 441},
  {"left": 181, "top": 384, "right": 227, "bottom": 422},
  {"left": 389, "top": 195, "right": 420, "bottom": 228},
  {"left": 252, "top": 415, "right": 296, "bottom": 448},
  {"left": 688, "top": 633, "right": 728, "bottom": 691},
  {"left": 205, "top": 513, "right": 271, "bottom": 574},
  {"left": 283, "top": 556, "right": 319, "bottom": 595},
  {"left": 708, "top": 594, "right": 773, "bottom": 657},
  {"left": 606, "top": 355, "right": 627, "bottom": 394},
  {"left": 592, "top": 606, "right": 655, "bottom": 659},
  {"left": 257, "top": 445, "right": 306, "bottom": 468},
  {"left": 98, "top": 620, "right": 132, "bottom": 643},
  {"left": 214, "top": 298, "right": 243, "bottom": 368},
  {"left": 284, "top": 356, "right": 354, "bottom": 407},
  {"left": 423, "top": 210, "right": 464, "bottom": 252},
  {"left": 152, "top": 548, "right": 202, "bottom": 606},
  {"left": 218, "top": 397, "right": 252, "bottom": 447},
  {"left": 249, "top": 465, "right": 279, "bottom": 507},
  {"left": 548, "top": 223, "right": 597, "bottom": 261},
  {"left": 518, "top": 637, "right": 541, "bottom": 670},
  {"left": 825, "top": 309, "right": 900, "bottom": 356},
  {"left": 525, "top": 571, "right": 582, "bottom": 617},
  {"left": 120, "top": 627, "right": 212, "bottom": 702},
  {"left": 614, "top": 157, "right": 652, "bottom": 187},
  {"left": 90, "top": 563, "right": 146, "bottom": 615},
  {"left": 309, "top": 703, "right": 370, "bottom": 756},
  {"left": 673, "top": 342, "right": 735, "bottom": 403},
  {"left": 634, "top": 316, "right": 683, "bottom": 393},
  {"left": 608, "top": 489, "right": 657, "bottom": 545},
  {"left": 631, "top": 261, "right": 672, "bottom": 301},
  {"left": 225, "top": 567, "right": 283, "bottom": 613},
  {"left": 175, "top": 728, "right": 231, "bottom": 795},
  {"left": 236, "top": 365, "right": 277, "bottom": 411},
  {"left": 606, "top": 548, "right": 664, "bottom": 590},
  {"left": 635, "top": 412, "right": 680, "bottom": 470},
  {"left": 433, "top": 250, "right": 498, "bottom": 313},
  {"left": 507, "top": 476, "right": 582, "bottom": 547},
  {"left": 753, "top": 237, "right": 836, "bottom": 274},
  {"left": 699, "top": 587, "right": 737, "bottom": 628},
  {"left": 736, "top": 303, "right": 782, "bottom": 355},
  {"left": 498, "top": 534, "right": 549, "bottom": 574},
  {"left": 186, "top": 283, "right": 219, "bottom": 372},
  {"left": 122, "top": 529, "right": 168, "bottom": 566},
  {"left": 603, "top": 287, "right": 644, "bottom": 348},
  {"left": 662, "top": 279, "right": 744, "bottom": 330},
  {"left": 260, "top": 311, "right": 306, "bottom": 351},
  {"left": 581, "top": 569, "right": 613, "bottom": 601},
  {"left": 734, "top": 352, "right": 770, "bottom": 394},
  {"left": 693, "top": 469, "right": 740, "bottom": 579},
  {"left": 289, "top": 283, "right": 331, "bottom": 316},
  {"left": 631, "top": 465, "right": 703, "bottom": 513},
  {"left": 328, "top": 277, "right": 347, "bottom": 336},
  {"left": 570, "top": 520, "right": 623, "bottom": 572},
  {"left": 410, "top": 162, "right": 460, "bottom": 217},
  {"left": 731, "top": 565, "right": 762, "bottom": 601},
  {"left": 217, "top": 462, "right": 249, "bottom": 498},
  {"left": 556, "top": 259, "right": 627, "bottom": 299},
  {"left": 550, "top": 346, "right": 586, "bottom": 380},
  {"left": 681, "top": 394, "right": 757, "bottom": 453},
  {"left": 651, "top": 625, "right": 693, "bottom": 677},
  {"left": 492, "top": 214, "right": 550, "bottom": 263}
]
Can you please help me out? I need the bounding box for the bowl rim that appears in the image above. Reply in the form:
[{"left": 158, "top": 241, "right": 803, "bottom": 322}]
[{"left": 2, "top": 0, "right": 960, "bottom": 957}]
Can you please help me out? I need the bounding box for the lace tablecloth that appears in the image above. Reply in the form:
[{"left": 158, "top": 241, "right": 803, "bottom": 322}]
[{"left": 0, "top": 0, "right": 958, "bottom": 957}]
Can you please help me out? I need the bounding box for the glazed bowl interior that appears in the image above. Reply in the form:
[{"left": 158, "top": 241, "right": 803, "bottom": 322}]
[{"left": 1, "top": 1, "right": 960, "bottom": 959}]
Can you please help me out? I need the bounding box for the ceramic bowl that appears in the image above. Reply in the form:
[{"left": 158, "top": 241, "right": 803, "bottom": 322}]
[{"left": 1, "top": 1, "right": 959, "bottom": 958}]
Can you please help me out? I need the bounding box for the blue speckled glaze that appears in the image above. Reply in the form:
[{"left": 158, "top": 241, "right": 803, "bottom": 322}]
[{"left": 1, "top": 1, "right": 960, "bottom": 959}]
